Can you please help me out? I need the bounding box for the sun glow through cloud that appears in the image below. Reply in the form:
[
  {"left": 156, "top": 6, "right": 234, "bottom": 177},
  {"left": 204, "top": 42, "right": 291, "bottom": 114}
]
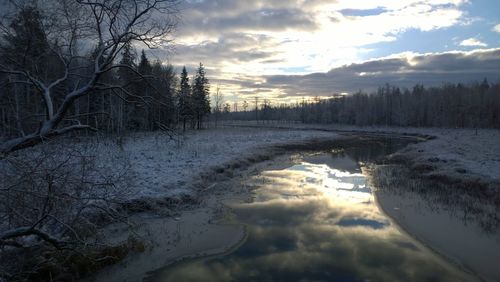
[{"left": 153, "top": 0, "right": 500, "bottom": 104}]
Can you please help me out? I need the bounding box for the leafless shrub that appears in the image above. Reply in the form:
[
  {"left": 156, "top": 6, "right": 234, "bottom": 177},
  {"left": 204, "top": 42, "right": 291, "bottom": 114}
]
[{"left": 0, "top": 140, "right": 135, "bottom": 279}]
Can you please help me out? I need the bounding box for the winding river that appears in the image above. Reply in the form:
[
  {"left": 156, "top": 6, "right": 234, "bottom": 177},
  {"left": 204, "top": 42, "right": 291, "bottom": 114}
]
[{"left": 145, "top": 139, "right": 488, "bottom": 282}]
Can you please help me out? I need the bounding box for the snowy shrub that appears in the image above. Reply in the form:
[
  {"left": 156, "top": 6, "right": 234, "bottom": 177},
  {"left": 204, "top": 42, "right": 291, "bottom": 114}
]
[{"left": 0, "top": 140, "right": 134, "bottom": 278}]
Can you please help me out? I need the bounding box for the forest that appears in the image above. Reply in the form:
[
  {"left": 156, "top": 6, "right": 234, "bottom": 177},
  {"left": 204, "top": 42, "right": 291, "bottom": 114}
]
[
  {"left": 1, "top": 4, "right": 499, "bottom": 157},
  {"left": 229, "top": 81, "right": 500, "bottom": 129},
  {"left": 0, "top": 1, "right": 210, "bottom": 156}
]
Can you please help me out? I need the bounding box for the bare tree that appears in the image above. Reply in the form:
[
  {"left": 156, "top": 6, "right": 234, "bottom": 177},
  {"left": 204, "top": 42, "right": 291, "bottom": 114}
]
[
  {"left": 212, "top": 85, "right": 223, "bottom": 127},
  {"left": 0, "top": 0, "right": 180, "bottom": 156},
  {"left": 254, "top": 96, "right": 259, "bottom": 122},
  {"left": 0, "top": 140, "right": 135, "bottom": 279}
]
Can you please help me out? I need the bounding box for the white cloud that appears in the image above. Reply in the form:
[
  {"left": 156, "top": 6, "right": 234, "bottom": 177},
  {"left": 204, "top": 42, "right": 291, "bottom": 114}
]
[
  {"left": 161, "top": 0, "right": 472, "bottom": 101},
  {"left": 459, "top": 38, "right": 487, "bottom": 47},
  {"left": 493, "top": 24, "right": 500, "bottom": 33},
  {"left": 262, "top": 48, "right": 500, "bottom": 99},
  {"left": 173, "top": 0, "right": 467, "bottom": 70}
]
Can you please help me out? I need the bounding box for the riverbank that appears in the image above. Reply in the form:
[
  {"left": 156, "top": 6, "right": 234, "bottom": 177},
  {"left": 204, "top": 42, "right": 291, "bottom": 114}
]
[
  {"left": 89, "top": 154, "right": 300, "bottom": 282},
  {"left": 85, "top": 133, "right": 417, "bottom": 281},
  {"left": 370, "top": 164, "right": 500, "bottom": 282},
  {"left": 0, "top": 127, "right": 342, "bottom": 281},
  {"left": 3, "top": 124, "right": 499, "bottom": 281},
  {"left": 147, "top": 147, "right": 480, "bottom": 282},
  {"left": 90, "top": 124, "right": 499, "bottom": 282},
  {"left": 88, "top": 126, "right": 341, "bottom": 202},
  {"left": 223, "top": 122, "right": 500, "bottom": 196}
]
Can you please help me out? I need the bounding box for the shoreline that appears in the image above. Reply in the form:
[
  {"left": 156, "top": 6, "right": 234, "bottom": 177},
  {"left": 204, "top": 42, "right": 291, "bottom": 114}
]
[
  {"left": 88, "top": 154, "right": 298, "bottom": 282},
  {"left": 88, "top": 133, "right": 417, "bottom": 281},
  {"left": 369, "top": 164, "right": 500, "bottom": 282},
  {"left": 7, "top": 125, "right": 497, "bottom": 281},
  {"left": 368, "top": 168, "right": 483, "bottom": 282},
  {"left": 90, "top": 128, "right": 499, "bottom": 281},
  {"left": 88, "top": 133, "right": 422, "bottom": 280}
]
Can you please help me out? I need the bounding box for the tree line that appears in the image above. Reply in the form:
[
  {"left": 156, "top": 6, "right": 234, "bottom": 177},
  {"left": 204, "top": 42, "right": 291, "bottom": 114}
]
[{"left": 228, "top": 80, "right": 500, "bottom": 129}]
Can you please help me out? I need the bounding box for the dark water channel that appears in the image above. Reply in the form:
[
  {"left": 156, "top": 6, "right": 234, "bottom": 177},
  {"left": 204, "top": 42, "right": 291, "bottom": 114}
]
[{"left": 148, "top": 139, "right": 481, "bottom": 282}]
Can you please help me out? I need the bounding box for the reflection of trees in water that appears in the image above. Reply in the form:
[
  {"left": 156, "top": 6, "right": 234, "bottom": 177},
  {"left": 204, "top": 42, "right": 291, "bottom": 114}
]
[
  {"left": 372, "top": 165, "right": 499, "bottom": 233},
  {"left": 331, "top": 138, "right": 412, "bottom": 164}
]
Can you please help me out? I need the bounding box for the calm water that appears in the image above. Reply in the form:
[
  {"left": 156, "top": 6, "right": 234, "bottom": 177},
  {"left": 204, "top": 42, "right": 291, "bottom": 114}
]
[{"left": 149, "top": 140, "right": 477, "bottom": 282}]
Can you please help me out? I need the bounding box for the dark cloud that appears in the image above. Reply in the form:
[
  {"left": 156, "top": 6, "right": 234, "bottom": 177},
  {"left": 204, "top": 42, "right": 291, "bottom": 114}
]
[
  {"left": 261, "top": 49, "right": 500, "bottom": 97},
  {"left": 178, "top": 0, "right": 321, "bottom": 36},
  {"left": 197, "top": 8, "right": 317, "bottom": 33},
  {"left": 149, "top": 33, "right": 279, "bottom": 68},
  {"left": 151, "top": 0, "right": 328, "bottom": 69}
]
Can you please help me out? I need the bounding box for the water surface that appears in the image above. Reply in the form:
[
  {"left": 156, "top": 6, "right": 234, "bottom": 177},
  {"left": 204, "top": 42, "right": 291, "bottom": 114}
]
[{"left": 149, "top": 141, "right": 477, "bottom": 282}]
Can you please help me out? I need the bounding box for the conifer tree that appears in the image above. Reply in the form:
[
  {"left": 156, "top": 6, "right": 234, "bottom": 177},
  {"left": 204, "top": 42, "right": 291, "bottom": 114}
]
[
  {"left": 118, "top": 42, "right": 136, "bottom": 82},
  {"left": 177, "top": 66, "right": 191, "bottom": 131},
  {"left": 0, "top": 0, "right": 180, "bottom": 154},
  {"left": 117, "top": 42, "right": 137, "bottom": 130},
  {"left": 192, "top": 63, "right": 210, "bottom": 129},
  {"left": 138, "top": 50, "right": 152, "bottom": 75},
  {"left": 151, "top": 60, "right": 176, "bottom": 129},
  {"left": 134, "top": 50, "right": 152, "bottom": 129},
  {"left": 0, "top": 6, "right": 52, "bottom": 135}
]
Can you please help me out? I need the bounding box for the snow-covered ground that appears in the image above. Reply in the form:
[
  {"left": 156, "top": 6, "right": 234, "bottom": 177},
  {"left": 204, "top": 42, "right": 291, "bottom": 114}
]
[
  {"left": 222, "top": 121, "right": 500, "bottom": 188},
  {"left": 3, "top": 123, "right": 498, "bottom": 281},
  {"left": 4, "top": 123, "right": 498, "bottom": 205},
  {"left": 391, "top": 129, "right": 500, "bottom": 183},
  {"left": 63, "top": 123, "right": 500, "bottom": 203},
  {"left": 85, "top": 127, "right": 340, "bottom": 201}
]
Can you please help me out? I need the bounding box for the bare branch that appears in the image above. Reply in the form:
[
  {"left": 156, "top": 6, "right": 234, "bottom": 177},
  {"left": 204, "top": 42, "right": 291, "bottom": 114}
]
[
  {"left": 0, "top": 227, "right": 64, "bottom": 249},
  {"left": 0, "top": 0, "right": 180, "bottom": 154}
]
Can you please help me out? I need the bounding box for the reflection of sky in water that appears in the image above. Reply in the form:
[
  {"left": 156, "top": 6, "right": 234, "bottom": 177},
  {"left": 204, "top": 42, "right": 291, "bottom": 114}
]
[{"left": 152, "top": 153, "right": 474, "bottom": 282}]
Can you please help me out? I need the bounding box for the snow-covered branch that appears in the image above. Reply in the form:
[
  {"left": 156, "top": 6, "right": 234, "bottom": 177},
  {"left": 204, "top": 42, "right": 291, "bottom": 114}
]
[
  {"left": 0, "top": 0, "right": 179, "bottom": 155},
  {"left": 0, "top": 227, "right": 64, "bottom": 249}
]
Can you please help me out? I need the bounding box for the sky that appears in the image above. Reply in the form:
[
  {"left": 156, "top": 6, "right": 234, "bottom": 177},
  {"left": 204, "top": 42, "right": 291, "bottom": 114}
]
[{"left": 149, "top": 0, "right": 500, "bottom": 104}]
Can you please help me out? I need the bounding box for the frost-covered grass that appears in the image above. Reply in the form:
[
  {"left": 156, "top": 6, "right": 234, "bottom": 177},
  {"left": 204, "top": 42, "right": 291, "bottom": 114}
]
[
  {"left": 222, "top": 121, "right": 500, "bottom": 188},
  {"left": 0, "top": 126, "right": 340, "bottom": 279},
  {"left": 78, "top": 126, "right": 340, "bottom": 201},
  {"left": 43, "top": 123, "right": 500, "bottom": 202},
  {"left": 3, "top": 123, "right": 498, "bottom": 280},
  {"left": 391, "top": 129, "right": 500, "bottom": 182},
  {"left": 4, "top": 122, "right": 498, "bottom": 205}
]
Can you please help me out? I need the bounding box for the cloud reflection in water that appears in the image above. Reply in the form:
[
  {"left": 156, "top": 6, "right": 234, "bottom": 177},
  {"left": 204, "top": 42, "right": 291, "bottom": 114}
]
[{"left": 152, "top": 153, "right": 475, "bottom": 282}]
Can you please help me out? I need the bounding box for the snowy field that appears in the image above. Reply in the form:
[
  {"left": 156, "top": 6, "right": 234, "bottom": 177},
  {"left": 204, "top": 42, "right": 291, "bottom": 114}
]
[
  {"left": 74, "top": 126, "right": 340, "bottom": 201},
  {"left": 3, "top": 123, "right": 498, "bottom": 205},
  {"left": 2, "top": 122, "right": 498, "bottom": 281},
  {"left": 390, "top": 129, "right": 500, "bottom": 183},
  {"left": 222, "top": 121, "right": 500, "bottom": 188},
  {"left": 91, "top": 124, "right": 499, "bottom": 282}
]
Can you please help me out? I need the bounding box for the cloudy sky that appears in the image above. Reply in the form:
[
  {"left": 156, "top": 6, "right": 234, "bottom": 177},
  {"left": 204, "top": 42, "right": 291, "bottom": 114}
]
[{"left": 150, "top": 0, "right": 500, "bottom": 103}]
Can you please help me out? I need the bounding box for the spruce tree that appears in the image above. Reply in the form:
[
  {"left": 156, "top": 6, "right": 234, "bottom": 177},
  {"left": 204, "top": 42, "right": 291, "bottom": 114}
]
[
  {"left": 192, "top": 63, "right": 210, "bottom": 129},
  {"left": 138, "top": 50, "right": 152, "bottom": 75},
  {"left": 117, "top": 42, "right": 137, "bottom": 88},
  {"left": 0, "top": 6, "right": 52, "bottom": 135},
  {"left": 1, "top": 6, "right": 50, "bottom": 74},
  {"left": 178, "top": 66, "right": 191, "bottom": 131},
  {"left": 136, "top": 50, "right": 152, "bottom": 129},
  {"left": 117, "top": 42, "right": 137, "bottom": 130},
  {"left": 151, "top": 60, "right": 176, "bottom": 129}
]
